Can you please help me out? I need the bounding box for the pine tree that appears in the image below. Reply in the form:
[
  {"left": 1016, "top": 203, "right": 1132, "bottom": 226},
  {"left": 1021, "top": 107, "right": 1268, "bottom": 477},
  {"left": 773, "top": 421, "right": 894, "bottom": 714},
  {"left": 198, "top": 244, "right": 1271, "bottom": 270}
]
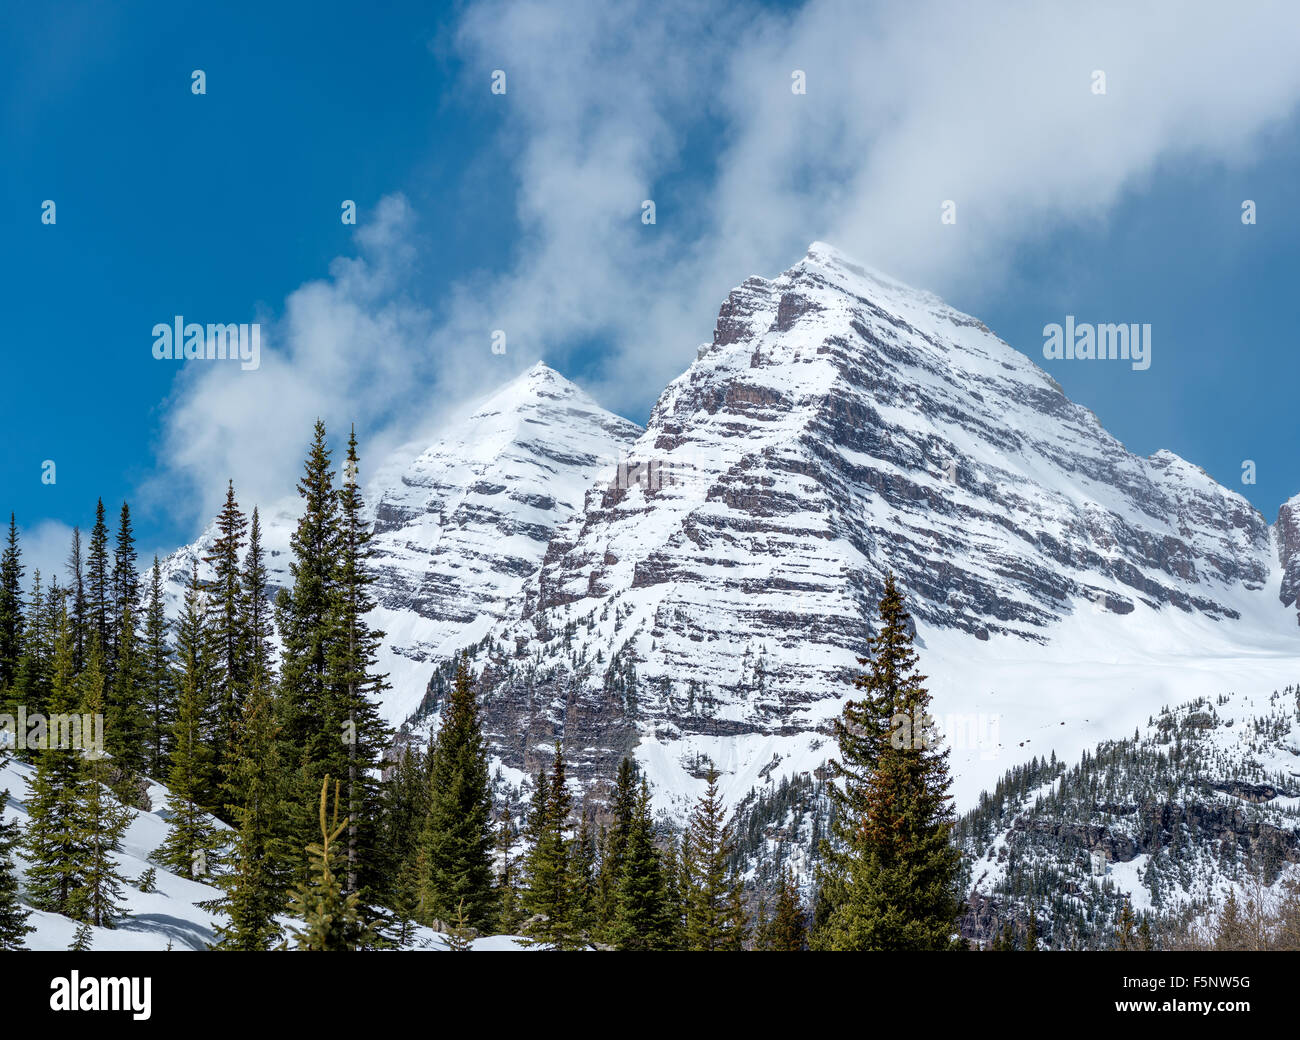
[
  {"left": 419, "top": 660, "right": 497, "bottom": 930},
  {"left": 682, "top": 764, "right": 747, "bottom": 951},
  {"left": 1025, "top": 910, "right": 1038, "bottom": 951},
  {"left": 5, "top": 573, "right": 53, "bottom": 739},
  {"left": 813, "top": 574, "right": 962, "bottom": 951},
  {"left": 0, "top": 788, "right": 33, "bottom": 949},
  {"left": 107, "top": 599, "right": 148, "bottom": 776},
  {"left": 0, "top": 514, "right": 24, "bottom": 694},
  {"left": 156, "top": 565, "right": 220, "bottom": 880},
  {"left": 242, "top": 508, "right": 276, "bottom": 690},
  {"left": 521, "top": 744, "right": 575, "bottom": 946},
  {"left": 760, "top": 868, "right": 807, "bottom": 951},
  {"left": 86, "top": 500, "right": 111, "bottom": 657},
  {"left": 612, "top": 779, "right": 676, "bottom": 950},
  {"left": 495, "top": 809, "right": 520, "bottom": 934},
  {"left": 69, "top": 920, "right": 93, "bottom": 951},
  {"left": 597, "top": 756, "right": 638, "bottom": 937},
  {"left": 76, "top": 641, "right": 132, "bottom": 929},
  {"left": 109, "top": 501, "right": 139, "bottom": 672},
  {"left": 142, "top": 558, "right": 175, "bottom": 778},
  {"left": 23, "top": 604, "right": 93, "bottom": 918},
  {"left": 1116, "top": 900, "right": 1137, "bottom": 951},
  {"left": 65, "top": 526, "right": 87, "bottom": 674},
  {"left": 285, "top": 777, "right": 373, "bottom": 951},
  {"left": 205, "top": 481, "right": 248, "bottom": 792},
  {"left": 209, "top": 674, "right": 290, "bottom": 951},
  {"left": 324, "top": 427, "right": 391, "bottom": 906},
  {"left": 276, "top": 421, "right": 341, "bottom": 879}
]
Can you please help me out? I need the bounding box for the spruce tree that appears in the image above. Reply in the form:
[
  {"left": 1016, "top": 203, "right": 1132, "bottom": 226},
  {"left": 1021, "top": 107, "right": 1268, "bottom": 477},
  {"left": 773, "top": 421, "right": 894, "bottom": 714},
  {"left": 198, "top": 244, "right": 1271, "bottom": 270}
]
[
  {"left": 812, "top": 574, "right": 962, "bottom": 951},
  {"left": 65, "top": 526, "right": 87, "bottom": 674},
  {"left": 109, "top": 501, "right": 139, "bottom": 672},
  {"left": 760, "top": 868, "right": 807, "bottom": 951},
  {"left": 275, "top": 421, "right": 341, "bottom": 876},
  {"left": 0, "top": 788, "right": 33, "bottom": 949},
  {"left": 76, "top": 641, "right": 132, "bottom": 929},
  {"left": 419, "top": 660, "right": 497, "bottom": 930},
  {"left": 86, "top": 500, "right": 111, "bottom": 656},
  {"left": 242, "top": 508, "right": 276, "bottom": 690},
  {"left": 23, "top": 604, "right": 92, "bottom": 918},
  {"left": 107, "top": 599, "right": 148, "bottom": 777},
  {"left": 5, "top": 573, "right": 53, "bottom": 739},
  {"left": 209, "top": 674, "right": 290, "bottom": 950},
  {"left": 612, "top": 779, "right": 675, "bottom": 950},
  {"left": 156, "top": 565, "right": 220, "bottom": 880},
  {"left": 285, "top": 777, "right": 373, "bottom": 951},
  {"left": 682, "top": 765, "right": 747, "bottom": 951},
  {"left": 142, "top": 558, "right": 175, "bottom": 778},
  {"left": 0, "top": 514, "right": 24, "bottom": 694},
  {"left": 521, "top": 744, "right": 575, "bottom": 946},
  {"left": 205, "top": 481, "right": 248, "bottom": 792},
  {"left": 597, "top": 756, "right": 638, "bottom": 937},
  {"left": 324, "top": 427, "right": 390, "bottom": 905}
]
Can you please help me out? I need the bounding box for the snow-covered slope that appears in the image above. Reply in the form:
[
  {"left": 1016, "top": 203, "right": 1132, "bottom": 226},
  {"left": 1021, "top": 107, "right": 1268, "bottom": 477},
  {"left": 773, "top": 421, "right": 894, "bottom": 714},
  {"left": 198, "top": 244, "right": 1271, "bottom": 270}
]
[
  {"left": 162, "top": 362, "right": 641, "bottom": 722},
  {"left": 436, "top": 243, "right": 1299, "bottom": 818}
]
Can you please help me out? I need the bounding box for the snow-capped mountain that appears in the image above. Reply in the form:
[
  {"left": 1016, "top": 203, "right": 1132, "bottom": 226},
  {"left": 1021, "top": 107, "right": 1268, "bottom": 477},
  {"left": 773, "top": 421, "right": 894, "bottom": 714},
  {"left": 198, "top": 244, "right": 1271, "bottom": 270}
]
[
  {"left": 162, "top": 362, "right": 641, "bottom": 722},
  {"left": 429, "top": 243, "right": 1300, "bottom": 817}
]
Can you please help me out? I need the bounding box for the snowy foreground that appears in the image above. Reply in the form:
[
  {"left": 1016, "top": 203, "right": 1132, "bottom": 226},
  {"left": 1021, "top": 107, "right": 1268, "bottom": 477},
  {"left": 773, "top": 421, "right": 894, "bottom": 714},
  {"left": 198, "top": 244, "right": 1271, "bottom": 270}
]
[{"left": 0, "top": 757, "right": 528, "bottom": 952}]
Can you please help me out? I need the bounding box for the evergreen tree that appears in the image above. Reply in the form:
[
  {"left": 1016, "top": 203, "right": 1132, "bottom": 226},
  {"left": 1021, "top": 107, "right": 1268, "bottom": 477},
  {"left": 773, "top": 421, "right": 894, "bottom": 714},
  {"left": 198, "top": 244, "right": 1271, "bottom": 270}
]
[
  {"left": 156, "top": 565, "right": 220, "bottom": 880},
  {"left": 0, "top": 788, "right": 33, "bottom": 949},
  {"left": 68, "top": 920, "right": 93, "bottom": 951},
  {"left": 1116, "top": 900, "right": 1137, "bottom": 951},
  {"left": 419, "top": 660, "right": 497, "bottom": 930},
  {"left": 5, "top": 573, "right": 53, "bottom": 737},
  {"left": 107, "top": 599, "right": 148, "bottom": 776},
  {"left": 285, "top": 777, "right": 373, "bottom": 951},
  {"left": 0, "top": 515, "right": 24, "bottom": 693},
  {"left": 65, "top": 526, "right": 87, "bottom": 674},
  {"left": 760, "top": 868, "right": 807, "bottom": 951},
  {"left": 597, "top": 756, "right": 638, "bottom": 937},
  {"left": 813, "top": 574, "right": 962, "bottom": 951},
  {"left": 109, "top": 501, "right": 139, "bottom": 671},
  {"left": 495, "top": 809, "right": 520, "bottom": 934},
  {"left": 612, "top": 779, "right": 676, "bottom": 950},
  {"left": 86, "top": 500, "right": 111, "bottom": 656},
  {"left": 521, "top": 744, "right": 576, "bottom": 946},
  {"left": 682, "top": 765, "right": 747, "bottom": 951},
  {"left": 23, "top": 605, "right": 92, "bottom": 918},
  {"left": 209, "top": 674, "right": 290, "bottom": 950},
  {"left": 76, "top": 642, "right": 132, "bottom": 929},
  {"left": 141, "top": 558, "right": 175, "bottom": 778},
  {"left": 205, "top": 481, "right": 248, "bottom": 791},
  {"left": 275, "top": 421, "right": 341, "bottom": 877},
  {"left": 324, "top": 428, "right": 391, "bottom": 904},
  {"left": 242, "top": 508, "right": 276, "bottom": 690}
]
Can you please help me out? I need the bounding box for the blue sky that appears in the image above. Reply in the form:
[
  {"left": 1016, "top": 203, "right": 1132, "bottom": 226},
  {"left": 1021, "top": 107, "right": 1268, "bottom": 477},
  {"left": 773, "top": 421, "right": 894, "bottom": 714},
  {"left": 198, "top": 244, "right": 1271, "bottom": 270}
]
[{"left": 4, "top": 0, "right": 1300, "bottom": 579}]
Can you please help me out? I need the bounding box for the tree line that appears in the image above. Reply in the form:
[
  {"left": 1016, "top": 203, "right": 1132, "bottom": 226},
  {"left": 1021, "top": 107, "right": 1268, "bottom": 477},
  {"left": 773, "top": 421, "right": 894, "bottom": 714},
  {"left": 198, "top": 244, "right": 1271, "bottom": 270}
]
[{"left": 0, "top": 425, "right": 968, "bottom": 951}]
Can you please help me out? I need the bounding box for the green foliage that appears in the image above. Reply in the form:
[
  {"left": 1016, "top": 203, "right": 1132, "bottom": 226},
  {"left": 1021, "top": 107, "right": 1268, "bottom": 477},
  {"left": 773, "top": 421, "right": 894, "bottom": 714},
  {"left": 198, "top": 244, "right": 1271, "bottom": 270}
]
[
  {"left": 419, "top": 660, "right": 497, "bottom": 930},
  {"left": 813, "top": 574, "right": 962, "bottom": 951}
]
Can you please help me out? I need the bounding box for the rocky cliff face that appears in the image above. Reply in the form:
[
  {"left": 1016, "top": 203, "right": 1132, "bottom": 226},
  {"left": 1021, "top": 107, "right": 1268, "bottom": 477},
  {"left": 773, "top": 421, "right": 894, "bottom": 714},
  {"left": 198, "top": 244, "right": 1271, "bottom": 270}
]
[
  {"left": 439, "top": 243, "right": 1283, "bottom": 808},
  {"left": 1277, "top": 493, "right": 1300, "bottom": 624}
]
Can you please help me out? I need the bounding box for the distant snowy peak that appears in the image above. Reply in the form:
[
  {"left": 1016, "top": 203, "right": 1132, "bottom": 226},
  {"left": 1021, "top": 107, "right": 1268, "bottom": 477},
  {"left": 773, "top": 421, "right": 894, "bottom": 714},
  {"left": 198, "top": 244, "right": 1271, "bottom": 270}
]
[{"left": 164, "top": 361, "right": 642, "bottom": 722}]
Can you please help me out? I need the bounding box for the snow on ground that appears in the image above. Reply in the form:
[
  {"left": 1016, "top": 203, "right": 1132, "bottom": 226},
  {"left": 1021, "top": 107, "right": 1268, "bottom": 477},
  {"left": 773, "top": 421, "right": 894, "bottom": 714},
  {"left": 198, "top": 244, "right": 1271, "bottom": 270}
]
[{"left": 2, "top": 756, "right": 529, "bottom": 951}]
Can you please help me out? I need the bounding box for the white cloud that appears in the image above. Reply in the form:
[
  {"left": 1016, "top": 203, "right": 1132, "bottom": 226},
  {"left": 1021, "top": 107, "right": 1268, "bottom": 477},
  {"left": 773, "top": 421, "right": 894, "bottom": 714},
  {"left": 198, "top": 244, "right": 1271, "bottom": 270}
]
[{"left": 150, "top": 0, "right": 1300, "bottom": 536}]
